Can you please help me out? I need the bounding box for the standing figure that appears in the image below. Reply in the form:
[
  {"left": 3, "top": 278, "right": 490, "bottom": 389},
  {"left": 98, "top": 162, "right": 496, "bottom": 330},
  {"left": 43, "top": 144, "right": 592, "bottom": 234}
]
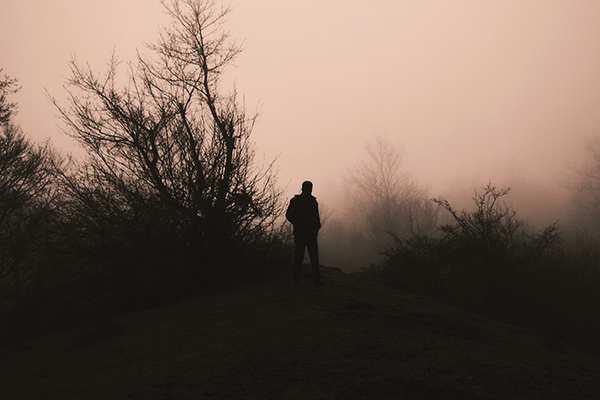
[{"left": 286, "top": 181, "right": 321, "bottom": 285}]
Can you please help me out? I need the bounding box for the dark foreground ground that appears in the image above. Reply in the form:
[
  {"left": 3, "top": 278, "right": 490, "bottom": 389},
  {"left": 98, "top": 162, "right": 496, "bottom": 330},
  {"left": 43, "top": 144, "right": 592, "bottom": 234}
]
[{"left": 1, "top": 266, "right": 600, "bottom": 399}]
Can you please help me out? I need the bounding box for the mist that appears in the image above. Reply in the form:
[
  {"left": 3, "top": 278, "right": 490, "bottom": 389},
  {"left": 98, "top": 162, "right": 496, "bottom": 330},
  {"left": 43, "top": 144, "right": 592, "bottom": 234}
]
[
  {"left": 315, "top": 134, "right": 580, "bottom": 272},
  {"left": 3, "top": 1, "right": 600, "bottom": 191},
  {"left": 225, "top": 1, "right": 600, "bottom": 196},
  {"left": 228, "top": 0, "right": 600, "bottom": 268}
]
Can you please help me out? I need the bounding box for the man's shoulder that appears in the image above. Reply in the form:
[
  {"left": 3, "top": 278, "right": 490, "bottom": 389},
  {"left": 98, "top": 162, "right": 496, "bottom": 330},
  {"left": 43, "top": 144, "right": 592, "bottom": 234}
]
[{"left": 291, "top": 194, "right": 317, "bottom": 202}]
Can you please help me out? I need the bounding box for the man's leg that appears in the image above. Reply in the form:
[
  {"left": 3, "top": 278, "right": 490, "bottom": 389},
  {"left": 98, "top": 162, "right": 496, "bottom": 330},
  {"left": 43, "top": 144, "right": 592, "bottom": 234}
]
[
  {"left": 306, "top": 235, "right": 320, "bottom": 283},
  {"left": 293, "top": 235, "right": 306, "bottom": 284}
]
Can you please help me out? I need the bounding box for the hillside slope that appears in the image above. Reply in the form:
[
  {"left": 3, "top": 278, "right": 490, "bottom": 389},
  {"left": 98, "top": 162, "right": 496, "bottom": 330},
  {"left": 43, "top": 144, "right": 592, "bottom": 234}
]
[{"left": 1, "top": 267, "right": 599, "bottom": 399}]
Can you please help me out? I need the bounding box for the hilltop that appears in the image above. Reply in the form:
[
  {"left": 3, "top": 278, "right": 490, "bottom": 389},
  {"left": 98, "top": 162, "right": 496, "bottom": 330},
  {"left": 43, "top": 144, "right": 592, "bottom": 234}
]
[{"left": 1, "top": 267, "right": 599, "bottom": 399}]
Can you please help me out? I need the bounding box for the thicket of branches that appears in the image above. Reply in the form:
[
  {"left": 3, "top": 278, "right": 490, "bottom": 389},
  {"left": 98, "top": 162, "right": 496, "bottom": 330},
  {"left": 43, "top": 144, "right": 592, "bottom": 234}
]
[
  {"left": 50, "top": 0, "right": 286, "bottom": 302},
  {"left": 371, "top": 184, "right": 600, "bottom": 355},
  {"left": 0, "top": 0, "right": 288, "bottom": 342}
]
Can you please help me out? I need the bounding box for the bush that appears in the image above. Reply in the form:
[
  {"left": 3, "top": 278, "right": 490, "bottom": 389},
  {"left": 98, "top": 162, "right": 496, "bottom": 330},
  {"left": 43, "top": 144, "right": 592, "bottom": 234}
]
[
  {"left": 372, "top": 185, "right": 565, "bottom": 322},
  {"left": 372, "top": 184, "right": 600, "bottom": 355}
]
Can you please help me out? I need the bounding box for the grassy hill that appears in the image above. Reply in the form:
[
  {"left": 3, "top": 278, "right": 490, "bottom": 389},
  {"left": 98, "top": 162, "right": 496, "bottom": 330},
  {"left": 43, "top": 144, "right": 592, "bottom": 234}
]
[{"left": 1, "top": 266, "right": 599, "bottom": 399}]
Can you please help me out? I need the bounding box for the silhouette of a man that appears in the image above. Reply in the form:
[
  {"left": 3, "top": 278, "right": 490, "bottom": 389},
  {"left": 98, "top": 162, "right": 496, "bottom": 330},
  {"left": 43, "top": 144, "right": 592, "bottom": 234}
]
[{"left": 286, "top": 181, "right": 321, "bottom": 285}]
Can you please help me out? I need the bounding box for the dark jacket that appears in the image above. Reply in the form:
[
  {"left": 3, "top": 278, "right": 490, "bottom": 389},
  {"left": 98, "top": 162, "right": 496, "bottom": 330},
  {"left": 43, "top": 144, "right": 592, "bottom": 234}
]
[{"left": 286, "top": 194, "right": 321, "bottom": 236}]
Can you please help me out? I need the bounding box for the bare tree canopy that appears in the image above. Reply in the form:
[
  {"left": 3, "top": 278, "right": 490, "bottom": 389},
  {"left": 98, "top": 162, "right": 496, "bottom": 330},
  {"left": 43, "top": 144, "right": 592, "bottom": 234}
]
[
  {"left": 51, "top": 0, "right": 282, "bottom": 268},
  {"left": 347, "top": 136, "right": 438, "bottom": 241},
  {"left": 0, "top": 71, "right": 20, "bottom": 126}
]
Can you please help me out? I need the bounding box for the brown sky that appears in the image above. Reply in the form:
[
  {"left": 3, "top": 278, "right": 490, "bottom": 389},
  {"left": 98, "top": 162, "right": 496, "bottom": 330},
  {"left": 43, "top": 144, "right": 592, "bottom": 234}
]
[{"left": 3, "top": 0, "right": 600, "bottom": 201}]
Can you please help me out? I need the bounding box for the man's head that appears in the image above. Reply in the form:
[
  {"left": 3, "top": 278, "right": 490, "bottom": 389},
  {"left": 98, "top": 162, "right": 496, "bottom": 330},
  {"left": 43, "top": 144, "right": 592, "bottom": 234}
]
[{"left": 301, "top": 180, "right": 313, "bottom": 195}]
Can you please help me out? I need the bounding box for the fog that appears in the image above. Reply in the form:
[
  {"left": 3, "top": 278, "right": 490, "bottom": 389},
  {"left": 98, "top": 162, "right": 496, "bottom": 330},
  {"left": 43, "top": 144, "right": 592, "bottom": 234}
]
[{"left": 3, "top": 0, "right": 600, "bottom": 263}]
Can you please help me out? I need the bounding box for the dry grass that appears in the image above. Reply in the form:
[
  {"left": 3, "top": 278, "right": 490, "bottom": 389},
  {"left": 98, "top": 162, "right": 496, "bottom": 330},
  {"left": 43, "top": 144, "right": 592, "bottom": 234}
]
[{"left": 1, "top": 266, "right": 599, "bottom": 399}]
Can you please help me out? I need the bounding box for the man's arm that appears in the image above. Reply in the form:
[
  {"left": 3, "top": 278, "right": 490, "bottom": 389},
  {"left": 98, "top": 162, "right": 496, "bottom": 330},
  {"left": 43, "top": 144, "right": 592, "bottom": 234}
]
[
  {"left": 315, "top": 199, "right": 321, "bottom": 232},
  {"left": 285, "top": 198, "right": 296, "bottom": 224}
]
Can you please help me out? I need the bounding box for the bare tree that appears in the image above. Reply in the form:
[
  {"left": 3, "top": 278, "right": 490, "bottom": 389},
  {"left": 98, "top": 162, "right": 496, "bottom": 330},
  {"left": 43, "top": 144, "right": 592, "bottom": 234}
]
[
  {"left": 51, "top": 0, "right": 282, "bottom": 278},
  {"left": 348, "top": 136, "right": 437, "bottom": 242},
  {"left": 320, "top": 137, "right": 437, "bottom": 270},
  {"left": 570, "top": 134, "right": 600, "bottom": 237},
  {"left": 0, "top": 71, "right": 20, "bottom": 125}
]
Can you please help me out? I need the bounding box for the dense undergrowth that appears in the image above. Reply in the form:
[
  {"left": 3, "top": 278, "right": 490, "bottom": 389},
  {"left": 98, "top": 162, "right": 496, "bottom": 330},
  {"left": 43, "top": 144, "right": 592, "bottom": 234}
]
[
  {"left": 0, "top": 227, "right": 292, "bottom": 345},
  {"left": 370, "top": 184, "right": 600, "bottom": 356}
]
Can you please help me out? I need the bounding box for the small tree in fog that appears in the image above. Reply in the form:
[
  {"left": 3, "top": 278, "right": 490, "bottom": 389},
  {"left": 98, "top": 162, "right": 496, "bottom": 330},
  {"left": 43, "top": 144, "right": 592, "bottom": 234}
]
[
  {"left": 0, "top": 71, "right": 20, "bottom": 125},
  {"left": 321, "top": 137, "right": 437, "bottom": 269},
  {"left": 570, "top": 134, "right": 600, "bottom": 237},
  {"left": 348, "top": 136, "right": 437, "bottom": 242},
  {"left": 52, "top": 0, "right": 282, "bottom": 285}
]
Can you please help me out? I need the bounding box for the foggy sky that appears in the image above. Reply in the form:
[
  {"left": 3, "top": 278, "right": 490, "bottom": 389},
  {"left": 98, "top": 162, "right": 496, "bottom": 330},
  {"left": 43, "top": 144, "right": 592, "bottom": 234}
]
[{"left": 3, "top": 0, "right": 600, "bottom": 204}]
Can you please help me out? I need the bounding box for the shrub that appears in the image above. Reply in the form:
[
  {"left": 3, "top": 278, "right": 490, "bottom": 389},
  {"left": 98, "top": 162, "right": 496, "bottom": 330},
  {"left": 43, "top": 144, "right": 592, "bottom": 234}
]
[{"left": 372, "top": 184, "right": 564, "bottom": 321}]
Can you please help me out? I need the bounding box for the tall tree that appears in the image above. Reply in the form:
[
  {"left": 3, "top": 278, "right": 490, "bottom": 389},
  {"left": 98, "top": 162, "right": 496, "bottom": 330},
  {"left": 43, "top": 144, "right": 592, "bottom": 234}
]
[{"left": 52, "top": 0, "right": 281, "bottom": 276}]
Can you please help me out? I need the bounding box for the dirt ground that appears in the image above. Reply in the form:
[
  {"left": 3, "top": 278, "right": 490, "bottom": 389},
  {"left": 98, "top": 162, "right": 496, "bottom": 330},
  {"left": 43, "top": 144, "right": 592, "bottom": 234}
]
[{"left": 2, "top": 266, "right": 600, "bottom": 399}]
